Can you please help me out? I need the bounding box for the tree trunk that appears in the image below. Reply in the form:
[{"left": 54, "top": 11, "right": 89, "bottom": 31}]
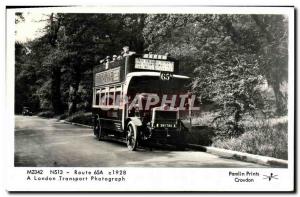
[
  {"left": 51, "top": 67, "right": 64, "bottom": 114},
  {"left": 68, "top": 69, "right": 81, "bottom": 115},
  {"left": 233, "top": 102, "right": 244, "bottom": 137},
  {"left": 49, "top": 13, "right": 63, "bottom": 114},
  {"left": 272, "top": 82, "right": 286, "bottom": 116}
]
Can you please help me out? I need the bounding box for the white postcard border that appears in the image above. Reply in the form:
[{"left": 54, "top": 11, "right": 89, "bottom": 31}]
[{"left": 5, "top": 6, "right": 295, "bottom": 192}]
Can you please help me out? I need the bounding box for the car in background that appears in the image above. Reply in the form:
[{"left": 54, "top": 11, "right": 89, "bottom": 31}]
[{"left": 22, "top": 107, "right": 33, "bottom": 116}]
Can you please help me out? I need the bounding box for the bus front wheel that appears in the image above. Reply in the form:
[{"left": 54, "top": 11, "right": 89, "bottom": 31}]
[{"left": 126, "top": 122, "right": 138, "bottom": 151}]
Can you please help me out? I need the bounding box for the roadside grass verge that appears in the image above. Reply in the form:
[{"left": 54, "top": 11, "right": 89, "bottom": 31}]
[
  {"left": 212, "top": 120, "right": 288, "bottom": 160},
  {"left": 65, "top": 112, "right": 93, "bottom": 126},
  {"left": 190, "top": 112, "right": 219, "bottom": 126},
  {"left": 185, "top": 126, "right": 215, "bottom": 146},
  {"left": 37, "top": 111, "right": 55, "bottom": 118},
  {"left": 185, "top": 113, "right": 288, "bottom": 160},
  {"left": 37, "top": 110, "right": 93, "bottom": 126}
]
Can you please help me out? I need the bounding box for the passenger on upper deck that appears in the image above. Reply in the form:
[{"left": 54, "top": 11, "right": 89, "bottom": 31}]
[
  {"left": 122, "top": 46, "right": 136, "bottom": 57},
  {"left": 105, "top": 56, "right": 110, "bottom": 69},
  {"left": 112, "top": 55, "right": 118, "bottom": 61},
  {"left": 98, "top": 46, "right": 137, "bottom": 71}
]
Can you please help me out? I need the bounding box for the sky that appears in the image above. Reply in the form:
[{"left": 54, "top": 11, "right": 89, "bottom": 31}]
[{"left": 15, "top": 12, "right": 48, "bottom": 43}]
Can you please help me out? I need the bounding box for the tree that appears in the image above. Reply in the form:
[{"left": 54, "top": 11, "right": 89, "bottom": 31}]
[
  {"left": 42, "top": 13, "right": 65, "bottom": 114},
  {"left": 54, "top": 13, "right": 146, "bottom": 115},
  {"left": 15, "top": 40, "right": 43, "bottom": 113},
  {"left": 15, "top": 13, "right": 287, "bottom": 123},
  {"left": 143, "top": 14, "right": 281, "bottom": 137},
  {"left": 15, "top": 13, "right": 147, "bottom": 115},
  {"left": 251, "top": 15, "right": 288, "bottom": 115},
  {"left": 15, "top": 12, "right": 24, "bottom": 24}
]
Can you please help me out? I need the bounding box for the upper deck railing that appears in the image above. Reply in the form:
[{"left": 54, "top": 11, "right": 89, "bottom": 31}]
[{"left": 93, "top": 51, "right": 179, "bottom": 87}]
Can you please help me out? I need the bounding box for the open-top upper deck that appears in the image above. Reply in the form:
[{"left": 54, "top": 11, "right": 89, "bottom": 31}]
[{"left": 93, "top": 53, "right": 180, "bottom": 87}]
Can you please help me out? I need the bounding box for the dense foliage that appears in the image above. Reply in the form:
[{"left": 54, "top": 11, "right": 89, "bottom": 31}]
[
  {"left": 15, "top": 13, "right": 145, "bottom": 115},
  {"left": 143, "top": 14, "right": 288, "bottom": 136},
  {"left": 15, "top": 13, "right": 288, "bottom": 139}
]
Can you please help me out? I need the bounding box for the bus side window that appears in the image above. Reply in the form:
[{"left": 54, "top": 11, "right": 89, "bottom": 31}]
[
  {"left": 115, "top": 86, "right": 122, "bottom": 106},
  {"left": 100, "top": 88, "right": 106, "bottom": 106},
  {"left": 95, "top": 89, "right": 100, "bottom": 106},
  {"left": 105, "top": 87, "right": 109, "bottom": 105},
  {"left": 108, "top": 87, "right": 114, "bottom": 105},
  {"left": 115, "top": 91, "right": 121, "bottom": 106}
]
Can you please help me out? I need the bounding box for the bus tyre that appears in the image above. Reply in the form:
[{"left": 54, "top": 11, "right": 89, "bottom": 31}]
[
  {"left": 94, "top": 120, "right": 104, "bottom": 141},
  {"left": 126, "top": 122, "right": 138, "bottom": 151}
]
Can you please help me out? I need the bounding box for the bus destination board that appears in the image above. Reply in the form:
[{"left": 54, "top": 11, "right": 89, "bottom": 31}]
[{"left": 135, "top": 58, "right": 175, "bottom": 72}]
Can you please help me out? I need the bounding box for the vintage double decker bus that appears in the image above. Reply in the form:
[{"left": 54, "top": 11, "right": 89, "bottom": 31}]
[{"left": 92, "top": 48, "right": 193, "bottom": 151}]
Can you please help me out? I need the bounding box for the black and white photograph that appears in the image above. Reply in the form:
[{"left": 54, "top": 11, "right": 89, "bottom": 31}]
[{"left": 4, "top": 6, "right": 295, "bottom": 192}]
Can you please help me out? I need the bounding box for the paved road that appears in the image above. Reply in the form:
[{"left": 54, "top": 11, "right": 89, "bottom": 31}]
[{"left": 15, "top": 115, "right": 266, "bottom": 167}]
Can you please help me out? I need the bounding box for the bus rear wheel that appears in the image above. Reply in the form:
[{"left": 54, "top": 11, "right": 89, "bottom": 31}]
[{"left": 126, "top": 122, "right": 138, "bottom": 151}]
